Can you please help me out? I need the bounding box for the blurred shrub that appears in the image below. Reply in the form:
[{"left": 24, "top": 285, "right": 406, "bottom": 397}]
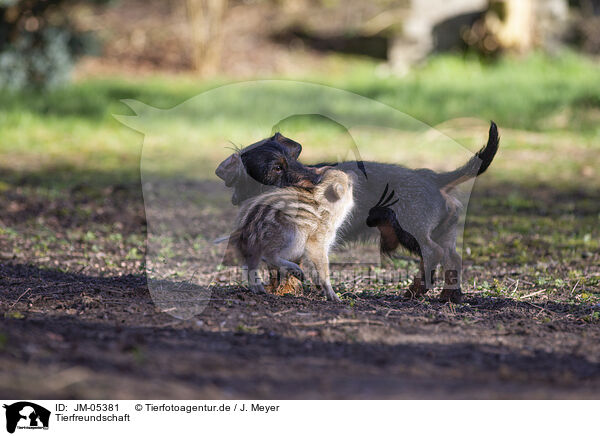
[
  {"left": 569, "top": 0, "right": 600, "bottom": 53},
  {"left": 0, "top": 0, "right": 107, "bottom": 90}
]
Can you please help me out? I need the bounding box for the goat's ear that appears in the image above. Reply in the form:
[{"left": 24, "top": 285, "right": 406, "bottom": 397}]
[
  {"left": 325, "top": 182, "right": 345, "bottom": 202},
  {"left": 272, "top": 132, "right": 302, "bottom": 159},
  {"left": 215, "top": 153, "right": 243, "bottom": 187}
]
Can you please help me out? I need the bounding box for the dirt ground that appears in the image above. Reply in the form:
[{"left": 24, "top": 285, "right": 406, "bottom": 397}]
[{"left": 0, "top": 175, "right": 599, "bottom": 399}]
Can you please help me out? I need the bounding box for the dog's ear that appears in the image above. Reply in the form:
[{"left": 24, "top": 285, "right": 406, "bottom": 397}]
[
  {"left": 272, "top": 132, "right": 302, "bottom": 159},
  {"left": 314, "top": 165, "right": 332, "bottom": 175},
  {"left": 215, "top": 153, "right": 243, "bottom": 187}
]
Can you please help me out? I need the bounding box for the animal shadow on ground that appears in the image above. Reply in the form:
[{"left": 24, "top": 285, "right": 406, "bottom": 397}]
[{"left": 1, "top": 262, "right": 600, "bottom": 399}]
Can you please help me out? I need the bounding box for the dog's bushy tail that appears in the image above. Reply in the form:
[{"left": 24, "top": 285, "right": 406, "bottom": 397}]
[{"left": 435, "top": 121, "right": 499, "bottom": 190}]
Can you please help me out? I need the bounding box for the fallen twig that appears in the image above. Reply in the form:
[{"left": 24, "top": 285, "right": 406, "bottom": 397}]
[
  {"left": 291, "top": 318, "right": 385, "bottom": 327},
  {"left": 507, "top": 277, "right": 534, "bottom": 286},
  {"left": 10, "top": 288, "right": 32, "bottom": 308},
  {"left": 520, "top": 289, "right": 546, "bottom": 300},
  {"left": 570, "top": 280, "right": 580, "bottom": 296},
  {"left": 272, "top": 308, "right": 295, "bottom": 317},
  {"left": 522, "top": 300, "right": 548, "bottom": 314}
]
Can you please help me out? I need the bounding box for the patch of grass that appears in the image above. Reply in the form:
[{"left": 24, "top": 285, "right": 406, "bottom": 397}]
[
  {"left": 1, "top": 52, "right": 599, "bottom": 133},
  {"left": 130, "top": 346, "right": 146, "bottom": 366},
  {"left": 235, "top": 324, "right": 258, "bottom": 334},
  {"left": 340, "top": 51, "right": 600, "bottom": 132},
  {"left": 1, "top": 51, "right": 599, "bottom": 188},
  {"left": 4, "top": 311, "right": 25, "bottom": 320},
  {"left": 126, "top": 247, "right": 143, "bottom": 261},
  {"left": 583, "top": 311, "right": 600, "bottom": 324}
]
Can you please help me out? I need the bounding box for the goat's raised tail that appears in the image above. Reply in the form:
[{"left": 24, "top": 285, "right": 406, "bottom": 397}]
[{"left": 434, "top": 121, "right": 499, "bottom": 190}]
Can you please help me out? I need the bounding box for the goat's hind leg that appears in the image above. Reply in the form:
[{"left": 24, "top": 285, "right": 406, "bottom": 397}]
[
  {"left": 439, "top": 248, "right": 463, "bottom": 303},
  {"left": 434, "top": 223, "right": 463, "bottom": 303}
]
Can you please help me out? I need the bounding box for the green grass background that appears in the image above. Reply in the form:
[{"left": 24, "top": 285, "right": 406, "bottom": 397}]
[{"left": 1, "top": 51, "right": 599, "bottom": 187}]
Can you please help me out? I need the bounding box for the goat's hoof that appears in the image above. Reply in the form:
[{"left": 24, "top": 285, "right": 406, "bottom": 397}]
[{"left": 440, "top": 289, "right": 463, "bottom": 303}]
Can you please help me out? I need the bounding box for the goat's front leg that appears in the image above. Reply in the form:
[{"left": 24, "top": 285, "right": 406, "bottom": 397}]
[
  {"left": 406, "top": 258, "right": 430, "bottom": 299},
  {"left": 406, "top": 237, "right": 443, "bottom": 300}
]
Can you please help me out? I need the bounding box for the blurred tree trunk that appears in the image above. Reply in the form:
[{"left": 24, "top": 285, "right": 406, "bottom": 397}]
[
  {"left": 486, "top": 0, "right": 534, "bottom": 52},
  {"left": 186, "top": 0, "right": 227, "bottom": 75}
]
